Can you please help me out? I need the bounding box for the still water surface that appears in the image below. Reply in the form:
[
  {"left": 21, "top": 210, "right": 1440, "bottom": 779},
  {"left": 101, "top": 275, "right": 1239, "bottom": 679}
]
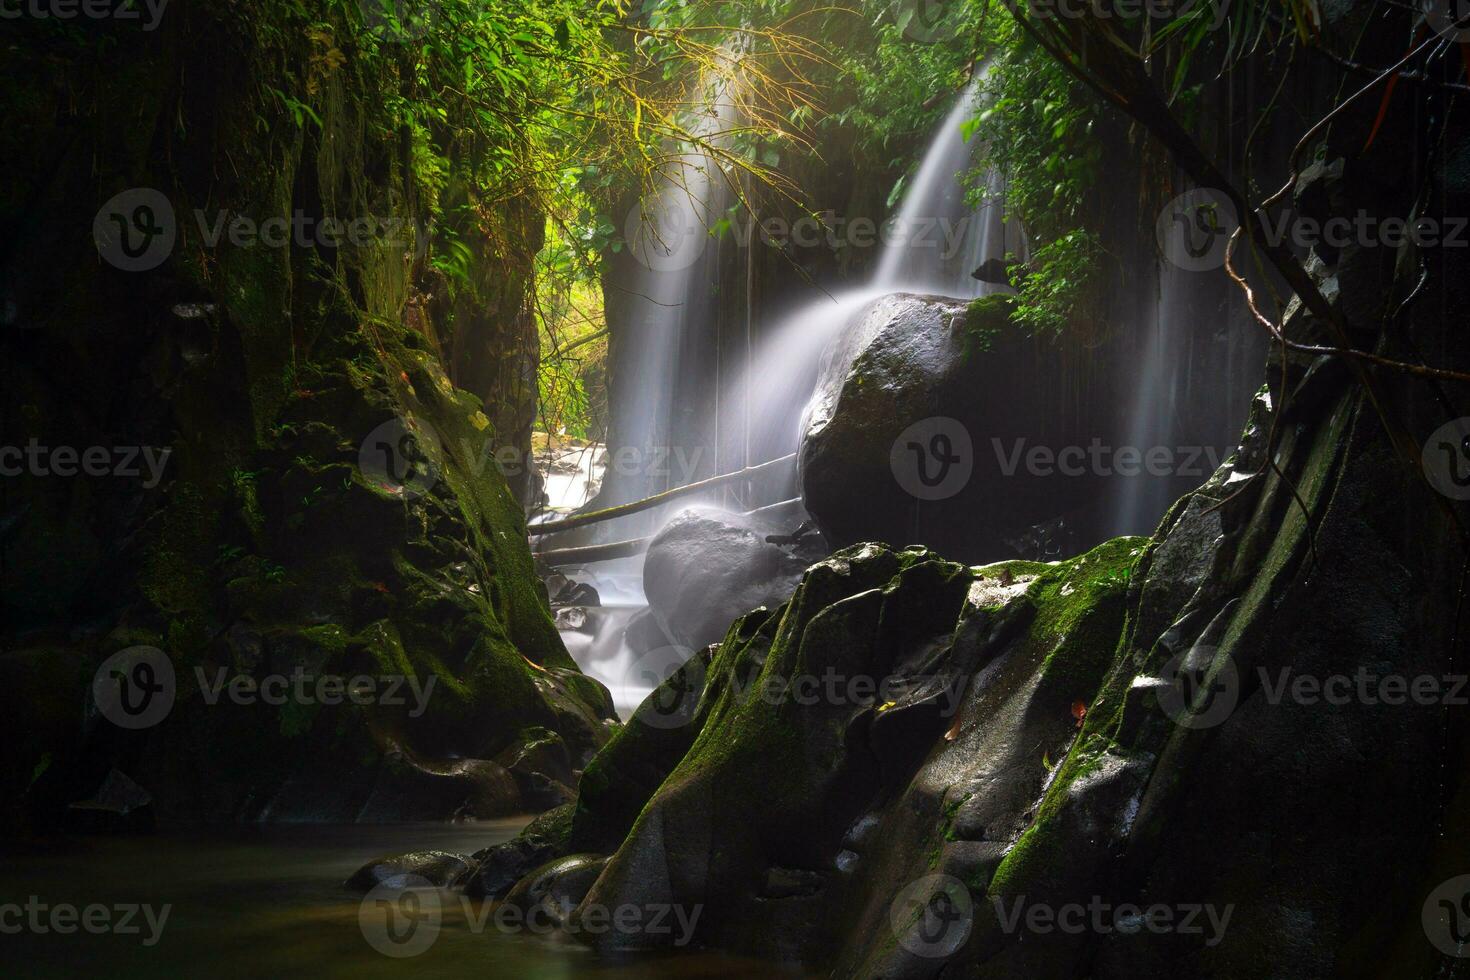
[{"left": 2, "top": 821, "right": 792, "bottom": 978}]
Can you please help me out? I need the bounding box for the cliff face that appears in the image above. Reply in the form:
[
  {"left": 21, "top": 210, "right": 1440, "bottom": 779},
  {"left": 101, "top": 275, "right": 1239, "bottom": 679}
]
[{"left": 1, "top": 8, "right": 612, "bottom": 829}]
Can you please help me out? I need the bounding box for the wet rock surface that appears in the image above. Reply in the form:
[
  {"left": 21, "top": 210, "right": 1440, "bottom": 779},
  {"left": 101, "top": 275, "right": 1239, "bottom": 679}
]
[
  {"left": 345, "top": 850, "right": 474, "bottom": 891},
  {"left": 641, "top": 507, "right": 816, "bottom": 652},
  {"left": 465, "top": 804, "right": 577, "bottom": 900},
  {"left": 484, "top": 351, "right": 1470, "bottom": 977},
  {"left": 484, "top": 537, "right": 1142, "bottom": 963},
  {"left": 799, "top": 293, "right": 1120, "bottom": 563}
]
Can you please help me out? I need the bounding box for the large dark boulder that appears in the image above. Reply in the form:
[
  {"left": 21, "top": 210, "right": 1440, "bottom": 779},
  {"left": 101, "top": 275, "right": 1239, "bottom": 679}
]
[
  {"left": 642, "top": 507, "right": 814, "bottom": 651},
  {"left": 799, "top": 293, "right": 1121, "bottom": 563}
]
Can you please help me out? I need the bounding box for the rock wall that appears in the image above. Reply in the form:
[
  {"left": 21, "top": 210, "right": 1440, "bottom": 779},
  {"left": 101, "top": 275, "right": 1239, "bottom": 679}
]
[{"left": 1, "top": 8, "right": 612, "bottom": 830}]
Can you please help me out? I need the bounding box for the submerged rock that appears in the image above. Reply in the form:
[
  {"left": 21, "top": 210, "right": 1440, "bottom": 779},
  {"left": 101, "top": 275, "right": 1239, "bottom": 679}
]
[
  {"left": 465, "top": 803, "right": 576, "bottom": 900},
  {"left": 345, "top": 850, "right": 473, "bottom": 892},
  {"left": 62, "top": 768, "right": 154, "bottom": 834},
  {"left": 502, "top": 853, "right": 610, "bottom": 926}
]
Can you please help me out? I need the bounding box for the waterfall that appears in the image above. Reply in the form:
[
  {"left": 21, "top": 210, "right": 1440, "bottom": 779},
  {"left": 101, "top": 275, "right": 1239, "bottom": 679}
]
[
  {"left": 562, "top": 78, "right": 1016, "bottom": 717},
  {"left": 1110, "top": 267, "right": 1178, "bottom": 536},
  {"left": 720, "top": 76, "right": 1011, "bottom": 470},
  {"left": 548, "top": 75, "right": 742, "bottom": 713},
  {"left": 873, "top": 79, "right": 1015, "bottom": 297},
  {"left": 604, "top": 77, "right": 737, "bottom": 507},
  {"left": 1108, "top": 255, "right": 1266, "bottom": 537}
]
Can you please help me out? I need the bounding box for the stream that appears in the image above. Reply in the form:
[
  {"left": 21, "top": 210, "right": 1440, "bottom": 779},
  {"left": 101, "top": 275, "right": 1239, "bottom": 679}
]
[{"left": 0, "top": 823, "right": 793, "bottom": 978}]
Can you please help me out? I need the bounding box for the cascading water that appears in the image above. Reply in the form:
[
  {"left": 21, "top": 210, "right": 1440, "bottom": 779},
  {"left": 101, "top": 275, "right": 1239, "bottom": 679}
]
[
  {"left": 872, "top": 80, "right": 1015, "bottom": 297},
  {"left": 562, "top": 77, "right": 1020, "bottom": 716},
  {"left": 552, "top": 75, "right": 738, "bottom": 713},
  {"left": 1108, "top": 256, "right": 1265, "bottom": 537},
  {"left": 721, "top": 77, "right": 1012, "bottom": 469}
]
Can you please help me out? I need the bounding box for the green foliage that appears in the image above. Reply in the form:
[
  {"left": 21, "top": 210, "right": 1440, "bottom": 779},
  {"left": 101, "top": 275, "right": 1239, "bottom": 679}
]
[
  {"left": 1008, "top": 230, "right": 1106, "bottom": 338},
  {"left": 972, "top": 30, "right": 1100, "bottom": 243},
  {"left": 826, "top": 0, "right": 987, "bottom": 158}
]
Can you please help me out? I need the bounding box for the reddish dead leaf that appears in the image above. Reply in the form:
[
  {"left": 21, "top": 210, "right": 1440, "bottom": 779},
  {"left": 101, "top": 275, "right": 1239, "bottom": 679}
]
[
  {"left": 1364, "top": 29, "right": 1425, "bottom": 153},
  {"left": 1071, "top": 700, "right": 1088, "bottom": 728},
  {"left": 371, "top": 581, "right": 389, "bottom": 593}
]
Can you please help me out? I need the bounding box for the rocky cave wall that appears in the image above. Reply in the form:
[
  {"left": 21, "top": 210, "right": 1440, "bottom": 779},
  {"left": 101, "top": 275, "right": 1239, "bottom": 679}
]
[{"left": 0, "top": 7, "right": 613, "bottom": 832}]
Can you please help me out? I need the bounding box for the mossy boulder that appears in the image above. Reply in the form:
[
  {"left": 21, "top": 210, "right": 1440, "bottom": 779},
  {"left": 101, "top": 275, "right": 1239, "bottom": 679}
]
[{"left": 489, "top": 537, "right": 1140, "bottom": 960}]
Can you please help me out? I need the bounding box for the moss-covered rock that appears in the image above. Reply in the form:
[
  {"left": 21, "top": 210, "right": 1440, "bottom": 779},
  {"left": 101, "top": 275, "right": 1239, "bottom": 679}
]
[
  {"left": 0, "top": 7, "right": 612, "bottom": 830},
  {"left": 489, "top": 537, "right": 1140, "bottom": 961}
]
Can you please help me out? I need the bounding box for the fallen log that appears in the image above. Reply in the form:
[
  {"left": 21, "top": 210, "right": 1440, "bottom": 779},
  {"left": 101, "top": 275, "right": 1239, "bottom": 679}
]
[{"left": 526, "top": 453, "right": 797, "bottom": 536}]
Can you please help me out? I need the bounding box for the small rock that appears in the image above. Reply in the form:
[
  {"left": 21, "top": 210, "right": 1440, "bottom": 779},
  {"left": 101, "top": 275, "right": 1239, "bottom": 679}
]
[
  {"left": 344, "top": 851, "right": 472, "bottom": 892},
  {"left": 64, "top": 768, "right": 154, "bottom": 834},
  {"left": 761, "top": 867, "right": 825, "bottom": 899}
]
